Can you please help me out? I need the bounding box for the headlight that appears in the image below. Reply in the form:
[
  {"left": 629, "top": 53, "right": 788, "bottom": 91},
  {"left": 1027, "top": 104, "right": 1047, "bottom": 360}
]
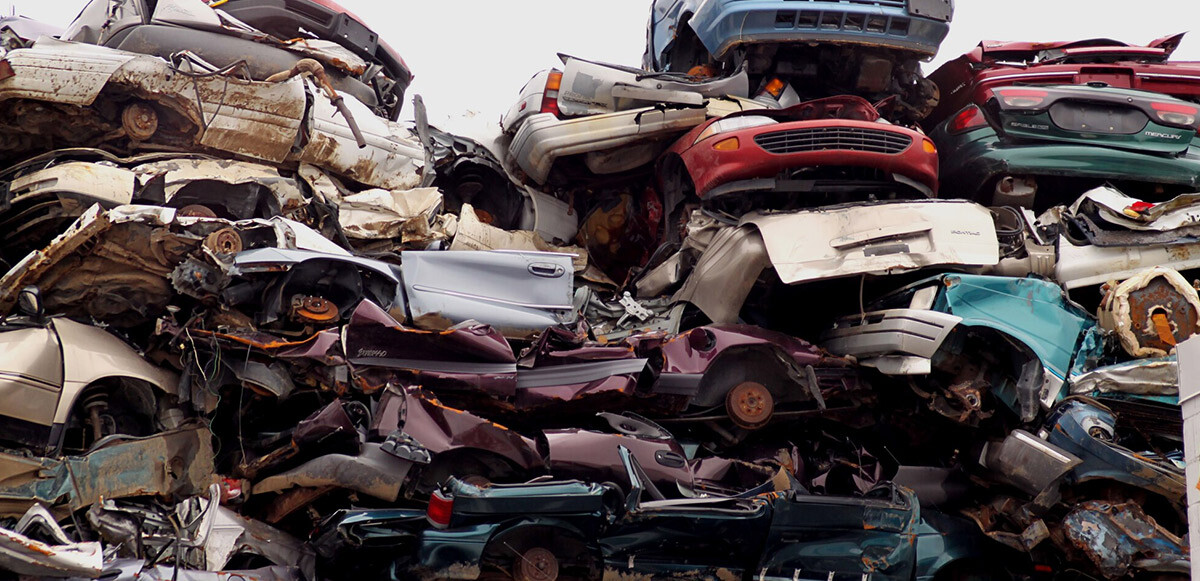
[{"left": 694, "top": 115, "right": 778, "bottom": 145}]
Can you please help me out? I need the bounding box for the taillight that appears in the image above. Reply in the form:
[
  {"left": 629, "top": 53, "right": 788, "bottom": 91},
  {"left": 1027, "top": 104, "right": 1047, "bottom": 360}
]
[
  {"left": 540, "top": 70, "right": 563, "bottom": 117},
  {"left": 1151, "top": 101, "right": 1198, "bottom": 128},
  {"left": 427, "top": 490, "right": 453, "bottom": 528},
  {"left": 995, "top": 88, "right": 1048, "bottom": 108},
  {"left": 761, "top": 77, "right": 786, "bottom": 99},
  {"left": 949, "top": 105, "right": 987, "bottom": 134}
]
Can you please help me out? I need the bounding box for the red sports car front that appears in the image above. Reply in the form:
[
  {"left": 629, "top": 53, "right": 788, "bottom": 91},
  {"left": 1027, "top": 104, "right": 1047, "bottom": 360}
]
[{"left": 662, "top": 95, "right": 938, "bottom": 205}]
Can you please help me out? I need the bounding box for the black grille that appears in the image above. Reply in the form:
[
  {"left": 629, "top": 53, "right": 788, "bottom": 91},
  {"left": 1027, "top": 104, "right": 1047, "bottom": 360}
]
[
  {"left": 754, "top": 127, "right": 913, "bottom": 154},
  {"left": 785, "top": 0, "right": 906, "bottom": 6}
]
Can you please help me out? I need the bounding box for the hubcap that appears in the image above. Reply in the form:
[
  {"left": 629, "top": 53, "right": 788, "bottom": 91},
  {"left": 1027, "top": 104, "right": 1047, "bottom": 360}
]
[
  {"left": 514, "top": 547, "right": 559, "bottom": 581},
  {"left": 726, "top": 381, "right": 774, "bottom": 430}
]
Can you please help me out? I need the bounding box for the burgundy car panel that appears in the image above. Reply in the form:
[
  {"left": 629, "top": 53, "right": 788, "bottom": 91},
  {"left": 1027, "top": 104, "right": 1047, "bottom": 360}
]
[
  {"left": 370, "top": 387, "right": 544, "bottom": 471},
  {"left": 927, "top": 35, "right": 1200, "bottom": 128},
  {"left": 543, "top": 427, "right": 693, "bottom": 493}
]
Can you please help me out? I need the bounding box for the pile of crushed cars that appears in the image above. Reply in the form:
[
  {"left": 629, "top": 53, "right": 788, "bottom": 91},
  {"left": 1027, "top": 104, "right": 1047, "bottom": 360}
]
[{"left": 0, "top": 0, "right": 1197, "bottom": 579}]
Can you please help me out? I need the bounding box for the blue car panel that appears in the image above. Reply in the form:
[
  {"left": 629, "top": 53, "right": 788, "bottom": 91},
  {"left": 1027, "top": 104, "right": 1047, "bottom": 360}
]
[{"left": 646, "top": 0, "right": 952, "bottom": 69}]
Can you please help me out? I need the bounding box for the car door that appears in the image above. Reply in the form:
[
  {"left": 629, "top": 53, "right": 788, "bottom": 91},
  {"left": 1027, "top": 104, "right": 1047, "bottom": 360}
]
[
  {"left": 757, "top": 486, "right": 919, "bottom": 581},
  {"left": 0, "top": 322, "right": 63, "bottom": 448},
  {"left": 399, "top": 251, "right": 576, "bottom": 340}
]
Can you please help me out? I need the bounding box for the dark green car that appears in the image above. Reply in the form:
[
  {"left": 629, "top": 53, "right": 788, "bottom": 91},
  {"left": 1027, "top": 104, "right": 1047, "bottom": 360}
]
[
  {"left": 931, "top": 84, "right": 1200, "bottom": 209},
  {"left": 315, "top": 447, "right": 1017, "bottom": 581}
]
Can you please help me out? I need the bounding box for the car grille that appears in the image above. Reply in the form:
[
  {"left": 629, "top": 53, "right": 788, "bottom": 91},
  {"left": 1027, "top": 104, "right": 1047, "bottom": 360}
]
[
  {"left": 754, "top": 127, "right": 913, "bottom": 155},
  {"left": 774, "top": 9, "right": 911, "bottom": 36},
  {"left": 785, "top": 0, "right": 906, "bottom": 7}
]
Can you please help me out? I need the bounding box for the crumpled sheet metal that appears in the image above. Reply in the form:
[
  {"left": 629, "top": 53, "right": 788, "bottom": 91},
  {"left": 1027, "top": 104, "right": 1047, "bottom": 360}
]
[
  {"left": 205, "top": 503, "right": 317, "bottom": 576},
  {"left": 0, "top": 203, "right": 343, "bottom": 321},
  {"left": 299, "top": 91, "right": 425, "bottom": 191},
  {"left": 0, "top": 39, "right": 424, "bottom": 190},
  {"left": 1098, "top": 266, "right": 1200, "bottom": 358},
  {"left": 742, "top": 200, "right": 1000, "bottom": 285},
  {"left": 132, "top": 158, "right": 310, "bottom": 212},
  {"left": 449, "top": 203, "right": 588, "bottom": 272},
  {"left": 9, "top": 160, "right": 137, "bottom": 207},
  {"left": 1072, "top": 185, "right": 1200, "bottom": 232},
  {"left": 672, "top": 224, "right": 771, "bottom": 324},
  {"left": 0, "top": 203, "right": 174, "bottom": 321},
  {"left": 64, "top": 558, "right": 302, "bottom": 581},
  {"left": 252, "top": 442, "right": 414, "bottom": 503},
  {"left": 1070, "top": 357, "right": 1179, "bottom": 397},
  {"left": 336, "top": 187, "right": 443, "bottom": 240},
  {"left": 0, "top": 504, "right": 103, "bottom": 577},
  {"left": 385, "top": 387, "right": 544, "bottom": 471},
  {"left": 1061, "top": 501, "right": 1189, "bottom": 579},
  {"left": 0, "top": 425, "right": 214, "bottom": 515}
]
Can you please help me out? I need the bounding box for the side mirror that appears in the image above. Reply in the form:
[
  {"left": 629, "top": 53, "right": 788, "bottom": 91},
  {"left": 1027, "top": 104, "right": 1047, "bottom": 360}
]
[{"left": 17, "top": 286, "right": 44, "bottom": 322}]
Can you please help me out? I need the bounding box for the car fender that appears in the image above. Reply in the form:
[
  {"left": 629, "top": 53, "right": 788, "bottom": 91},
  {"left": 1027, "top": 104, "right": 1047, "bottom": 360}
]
[{"left": 52, "top": 317, "right": 178, "bottom": 425}]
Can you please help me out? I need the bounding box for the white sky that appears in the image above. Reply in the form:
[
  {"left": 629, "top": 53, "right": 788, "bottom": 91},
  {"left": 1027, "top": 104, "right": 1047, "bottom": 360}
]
[{"left": 3, "top": 0, "right": 1199, "bottom": 127}]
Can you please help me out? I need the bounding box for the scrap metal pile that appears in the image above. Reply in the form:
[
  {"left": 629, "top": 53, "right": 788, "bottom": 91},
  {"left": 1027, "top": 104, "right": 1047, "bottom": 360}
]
[{"left": 0, "top": 0, "right": 1196, "bottom": 579}]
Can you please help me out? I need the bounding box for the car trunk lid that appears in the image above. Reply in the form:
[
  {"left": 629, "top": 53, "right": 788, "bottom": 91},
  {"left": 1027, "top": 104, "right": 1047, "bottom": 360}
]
[{"left": 988, "top": 85, "right": 1198, "bottom": 155}]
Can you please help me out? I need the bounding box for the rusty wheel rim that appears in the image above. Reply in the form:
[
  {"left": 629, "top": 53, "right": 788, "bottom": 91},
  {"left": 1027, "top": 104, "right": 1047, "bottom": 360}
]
[
  {"left": 514, "top": 547, "right": 558, "bottom": 581},
  {"left": 726, "top": 381, "right": 774, "bottom": 430}
]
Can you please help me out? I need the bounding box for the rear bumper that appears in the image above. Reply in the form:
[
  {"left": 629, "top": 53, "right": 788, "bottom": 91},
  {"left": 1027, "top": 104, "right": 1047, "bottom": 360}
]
[
  {"left": 691, "top": 1, "right": 950, "bottom": 59},
  {"left": 938, "top": 130, "right": 1200, "bottom": 201},
  {"left": 680, "top": 119, "right": 938, "bottom": 198},
  {"left": 822, "top": 309, "right": 962, "bottom": 375},
  {"left": 510, "top": 108, "right": 707, "bottom": 185}
]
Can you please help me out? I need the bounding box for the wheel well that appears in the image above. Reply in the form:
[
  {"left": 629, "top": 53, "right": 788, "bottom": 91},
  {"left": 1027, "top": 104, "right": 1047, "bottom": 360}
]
[
  {"left": 482, "top": 524, "right": 596, "bottom": 579},
  {"left": 665, "top": 16, "right": 709, "bottom": 73},
  {"left": 62, "top": 377, "right": 162, "bottom": 453},
  {"left": 692, "top": 346, "right": 793, "bottom": 408}
]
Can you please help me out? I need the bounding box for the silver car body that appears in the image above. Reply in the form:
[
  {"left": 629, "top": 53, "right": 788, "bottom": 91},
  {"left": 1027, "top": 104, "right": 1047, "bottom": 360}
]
[
  {"left": 0, "top": 316, "right": 177, "bottom": 450},
  {"left": 233, "top": 248, "right": 577, "bottom": 338},
  {"left": 502, "top": 54, "right": 757, "bottom": 185}
]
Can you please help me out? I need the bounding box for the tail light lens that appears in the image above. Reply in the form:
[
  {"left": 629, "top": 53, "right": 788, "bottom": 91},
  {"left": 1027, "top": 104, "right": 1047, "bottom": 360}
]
[
  {"left": 1151, "top": 101, "right": 1199, "bottom": 128},
  {"left": 540, "top": 70, "right": 563, "bottom": 117},
  {"left": 995, "top": 88, "right": 1048, "bottom": 108},
  {"left": 948, "top": 105, "right": 987, "bottom": 134},
  {"left": 427, "top": 489, "right": 453, "bottom": 528},
  {"left": 761, "top": 77, "right": 786, "bottom": 99}
]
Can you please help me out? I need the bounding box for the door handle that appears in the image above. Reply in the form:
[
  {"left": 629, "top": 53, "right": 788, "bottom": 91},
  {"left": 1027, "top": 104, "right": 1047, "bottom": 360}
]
[{"left": 529, "top": 263, "right": 566, "bottom": 278}]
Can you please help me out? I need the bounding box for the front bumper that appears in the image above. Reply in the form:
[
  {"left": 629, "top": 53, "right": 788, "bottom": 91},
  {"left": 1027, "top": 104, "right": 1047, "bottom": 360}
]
[
  {"left": 691, "top": 1, "right": 951, "bottom": 60},
  {"left": 822, "top": 308, "right": 962, "bottom": 375},
  {"left": 681, "top": 119, "right": 938, "bottom": 199}
]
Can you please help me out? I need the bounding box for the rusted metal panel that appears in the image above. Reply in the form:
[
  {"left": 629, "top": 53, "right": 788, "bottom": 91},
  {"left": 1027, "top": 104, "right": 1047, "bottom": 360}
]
[
  {"left": 0, "top": 425, "right": 214, "bottom": 514},
  {"left": 1061, "top": 501, "right": 1189, "bottom": 579}
]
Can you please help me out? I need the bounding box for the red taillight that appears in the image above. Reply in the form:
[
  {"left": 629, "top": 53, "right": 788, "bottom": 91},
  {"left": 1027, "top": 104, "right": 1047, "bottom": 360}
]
[
  {"left": 427, "top": 490, "right": 453, "bottom": 528},
  {"left": 540, "top": 70, "right": 563, "bottom": 117},
  {"left": 995, "top": 88, "right": 1048, "bottom": 108},
  {"left": 949, "top": 105, "right": 988, "bottom": 134},
  {"left": 1151, "top": 101, "right": 1198, "bottom": 127}
]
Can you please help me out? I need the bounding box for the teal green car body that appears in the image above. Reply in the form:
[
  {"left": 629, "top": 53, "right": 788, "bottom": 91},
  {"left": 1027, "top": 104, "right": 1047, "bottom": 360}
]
[
  {"left": 932, "top": 84, "right": 1200, "bottom": 206},
  {"left": 313, "top": 476, "right": 1016, "bottom": 580}
]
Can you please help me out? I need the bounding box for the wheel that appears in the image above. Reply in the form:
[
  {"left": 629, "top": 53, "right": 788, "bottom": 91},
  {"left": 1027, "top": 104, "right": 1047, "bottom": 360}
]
[
  {"left": 725, "top": 381, "right": 774, "bottom": 430},
  {"left": 513, "top": 547, "right": 559, "bottom": 581}
]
